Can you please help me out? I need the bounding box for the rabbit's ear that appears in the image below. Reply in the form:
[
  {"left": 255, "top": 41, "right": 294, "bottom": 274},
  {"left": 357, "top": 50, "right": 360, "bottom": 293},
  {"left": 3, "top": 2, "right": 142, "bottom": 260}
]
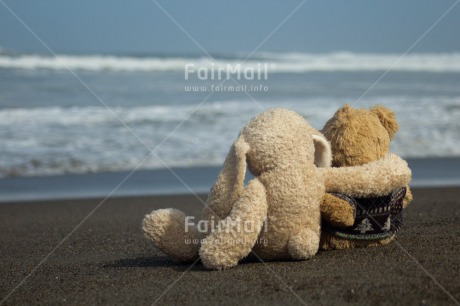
[
  {"left": 205, "top": 135, "right": 249, "bottom": 220},
  {"left": 312, "top": 134, "right": 332, "bottom": 168}
]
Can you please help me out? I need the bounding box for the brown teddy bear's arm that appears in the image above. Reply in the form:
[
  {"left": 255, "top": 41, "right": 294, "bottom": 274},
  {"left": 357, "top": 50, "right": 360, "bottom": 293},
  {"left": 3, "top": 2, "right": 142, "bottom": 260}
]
[
  {"left": 321, "top": 193, "right": 355, "bottom": 227},
  {"left": 199, "top": 178, "right": 268, "bottom": 270}
]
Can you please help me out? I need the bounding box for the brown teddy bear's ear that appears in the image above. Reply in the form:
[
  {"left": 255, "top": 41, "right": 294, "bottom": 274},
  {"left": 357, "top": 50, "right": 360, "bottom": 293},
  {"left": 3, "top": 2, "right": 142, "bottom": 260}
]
[
  {"left": 335, "top": 104, "right": 351, "bottom": 119},
  {"left": 370, "top": 105, "right": 398, "bottom": 139}
]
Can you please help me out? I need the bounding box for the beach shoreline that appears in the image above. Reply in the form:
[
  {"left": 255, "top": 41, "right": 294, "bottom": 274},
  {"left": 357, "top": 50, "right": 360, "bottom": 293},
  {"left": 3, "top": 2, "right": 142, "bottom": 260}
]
[
  {"left": 2, "top": 157, "right": 460, "bottom": 203},
  {"left": 1, "top": 187, "right": 459, "bottom": 305}
]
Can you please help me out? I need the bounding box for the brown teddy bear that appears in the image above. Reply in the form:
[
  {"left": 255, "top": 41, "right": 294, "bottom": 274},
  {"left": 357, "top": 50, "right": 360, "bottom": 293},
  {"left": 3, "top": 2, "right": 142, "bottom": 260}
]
[{"left": 319, "top": 104, "right": 412, "bottom": 250}]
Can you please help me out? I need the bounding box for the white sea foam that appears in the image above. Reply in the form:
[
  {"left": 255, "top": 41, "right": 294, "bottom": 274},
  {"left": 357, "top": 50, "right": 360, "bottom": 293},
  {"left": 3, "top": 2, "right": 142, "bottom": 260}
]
[
  {"left": 1, "top": 97, "right": 460, "bottom": 178},
  {"left": 1, "top": 52, "right": 460, "bottom": 72}
]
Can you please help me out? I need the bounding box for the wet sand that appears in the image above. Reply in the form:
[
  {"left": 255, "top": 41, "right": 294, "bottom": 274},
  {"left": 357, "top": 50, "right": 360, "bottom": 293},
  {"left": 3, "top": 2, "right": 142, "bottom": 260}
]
[{"left": 0, "top": 188, "right": 459, "bottom": 305}]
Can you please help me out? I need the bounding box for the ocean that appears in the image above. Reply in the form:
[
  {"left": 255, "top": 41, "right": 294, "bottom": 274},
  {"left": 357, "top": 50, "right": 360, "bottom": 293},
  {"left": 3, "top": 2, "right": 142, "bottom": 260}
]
[{"left": 1, "top": 49, "right": 460, "bottom": 178}]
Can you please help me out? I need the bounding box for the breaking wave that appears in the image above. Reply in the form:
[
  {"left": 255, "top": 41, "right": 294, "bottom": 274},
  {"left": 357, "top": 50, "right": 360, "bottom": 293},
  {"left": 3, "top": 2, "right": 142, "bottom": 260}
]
[
  {"left": 1, "top": 51, "right": 460, "bottom": 72},
  {"left": 1, "top": 96, "right": 460, "bottom": 178}
]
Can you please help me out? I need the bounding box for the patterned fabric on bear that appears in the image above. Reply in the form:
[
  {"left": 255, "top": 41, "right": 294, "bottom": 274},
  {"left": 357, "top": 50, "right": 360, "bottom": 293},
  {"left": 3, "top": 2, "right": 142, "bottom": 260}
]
[{"left": 322, "top": 187, "right": 406, "bottom": 240}]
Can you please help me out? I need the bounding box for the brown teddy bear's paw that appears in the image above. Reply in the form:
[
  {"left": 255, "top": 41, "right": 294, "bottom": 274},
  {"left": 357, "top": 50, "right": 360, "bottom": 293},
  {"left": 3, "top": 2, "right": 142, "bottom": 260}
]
[
  {"left": 402, "top": 185, "right": 413, "bottom": 208},
  {"left": 321, "top": 193, "right": 355, "bottom": 227}
]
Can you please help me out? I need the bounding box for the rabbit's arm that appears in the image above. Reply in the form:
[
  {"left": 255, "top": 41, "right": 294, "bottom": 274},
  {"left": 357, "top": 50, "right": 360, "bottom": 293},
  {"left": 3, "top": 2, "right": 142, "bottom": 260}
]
[{"left": 319, "top": 153, "right": 411, "bottom": 197}]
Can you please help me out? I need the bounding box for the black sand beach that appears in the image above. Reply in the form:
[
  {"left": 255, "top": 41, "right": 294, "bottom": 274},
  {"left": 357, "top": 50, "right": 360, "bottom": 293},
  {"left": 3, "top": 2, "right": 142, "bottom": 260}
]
[{"left": 0, "top": 187, "right": 459, "bottom": 305}]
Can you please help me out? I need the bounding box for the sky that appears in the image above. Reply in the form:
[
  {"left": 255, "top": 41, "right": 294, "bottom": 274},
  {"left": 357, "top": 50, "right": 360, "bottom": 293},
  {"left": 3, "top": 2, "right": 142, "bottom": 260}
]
[{"left": 0, "top": 0, "right": 459, "bottom": 55}]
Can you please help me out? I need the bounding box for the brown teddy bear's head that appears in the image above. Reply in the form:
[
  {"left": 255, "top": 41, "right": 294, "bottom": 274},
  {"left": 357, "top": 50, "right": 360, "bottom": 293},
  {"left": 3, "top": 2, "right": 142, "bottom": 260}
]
[{"left": 321, "top": 104, "right": 398, "bottom": 167}]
